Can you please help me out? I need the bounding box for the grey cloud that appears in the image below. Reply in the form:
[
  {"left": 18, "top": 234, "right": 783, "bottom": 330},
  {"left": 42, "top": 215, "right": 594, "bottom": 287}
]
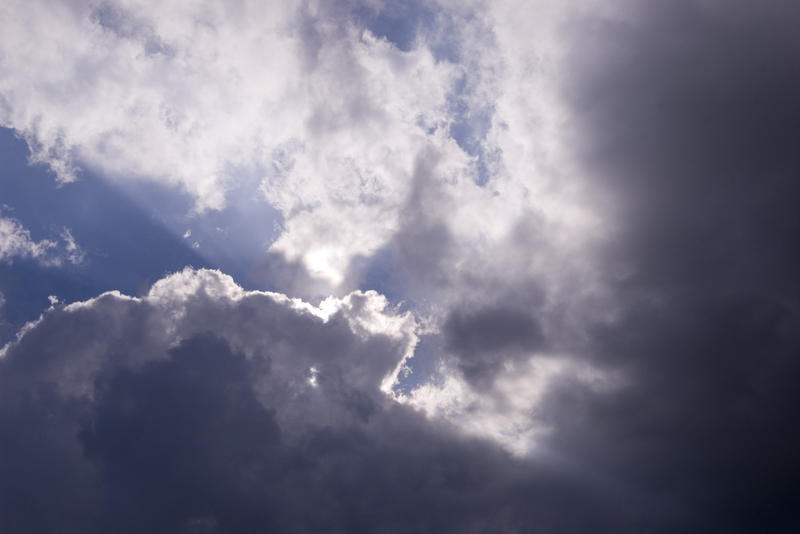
[
  {"left": 351, "top": 1, "right": 800, "bottom": 530},
  {"left": 342, "top": 148, "right": 459, "bottom": 304},
  {"left": 531, "top": 0, "right": 800, "bottom": 530},
  {"left": 80, "top": 334, "right": 283, "bottom": 533},
  {"left": 390, "top": 151, "right": 456, "bottom": 292},
  {"left": 443, "top": 305, "right": 544, "bottom": 387},
  {"left": 0, "top": 268, "right": 653, "bottom": 533}
]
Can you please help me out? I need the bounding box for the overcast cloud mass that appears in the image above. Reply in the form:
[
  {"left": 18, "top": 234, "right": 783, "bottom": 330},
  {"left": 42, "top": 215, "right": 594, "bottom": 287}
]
[{"left": 0, "top": 0, "right": 798, "bottom": 532}]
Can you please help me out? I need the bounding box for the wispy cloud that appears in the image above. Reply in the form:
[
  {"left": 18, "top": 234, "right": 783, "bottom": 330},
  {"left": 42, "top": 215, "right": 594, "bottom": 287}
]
[{"left": 0, "top": 210, "right": 83, "bottom": 267}]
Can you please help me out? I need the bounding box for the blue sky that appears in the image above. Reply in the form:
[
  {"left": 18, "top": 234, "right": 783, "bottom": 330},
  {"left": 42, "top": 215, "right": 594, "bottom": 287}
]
[{"left": 0, "top": 127, "right": 208, "bottom": 335}]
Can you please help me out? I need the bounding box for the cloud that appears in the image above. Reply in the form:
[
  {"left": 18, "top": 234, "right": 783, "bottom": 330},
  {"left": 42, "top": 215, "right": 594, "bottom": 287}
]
[
  {"left": 0, "top": 213, "right": 55, "bottom": 262},
  {"left": 443, "top": 305, "right": 545, "bottom": 385},
  {"left": 4, "top": 255, "right": 792, "bottom": 531},
  {"left": 538, "top": 0, "right": 800, "bottom": 529},
  {"left": 60, "top": 227, "right": 85, "bottom": 264},
  {"left": 0, "top": 267, "right": 621, "bottom": 532},
  {"left": 0, "top": 0, "right": 465, "bottom": 284},
  {"left": 0, "top": 0, "right": 604, "bottom": 290},
  {"left": 0, "top": 209, "right": 84, "bottom": 266},
  {"left": 0, "top": 267, "right": 425, "bottom": 440}
]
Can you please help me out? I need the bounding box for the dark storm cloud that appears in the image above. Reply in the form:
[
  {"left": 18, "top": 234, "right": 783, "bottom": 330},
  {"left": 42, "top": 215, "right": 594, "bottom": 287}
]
[
  {"left": 443, "top": 305, "right": 544, "bottom": 386},
  {"left": 536, "top": 0, "right": 800, "bottom": 530},
  {"left": 80, "top": 334, "right": 282, "bottom": 533}
]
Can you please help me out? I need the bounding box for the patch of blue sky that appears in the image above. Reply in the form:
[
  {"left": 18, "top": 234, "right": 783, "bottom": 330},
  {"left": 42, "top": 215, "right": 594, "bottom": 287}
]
[
  {"left": 115, "top": 161, "right": 283, "bottom": 292},
  {"left": 353, "top": 1, "right": 435, "bottom": 53},
  {"left": 393, "top": 333, "right": 445, "bottom": 396},
  {"left": 349, "top": 245, "right": 409, "bottom": 304},
  {"left": 0, "top": 128, "right": 209, "bottom": 337},
  {"left": 446, "top": 74, "right": 499, "bottom": 186},
  {"left": 0, "top": 127, "right": 284, "bottom": 341},
  {"left": 90, "top": 2, "right": 174, "bottom": 58},
  {"left": 350, "top": 246, "right": 443, "bottom": 396},
  {"left": 352, "top": 0, "right": 462, "bottom": 63},
  {"left": 352, "top": 0, "right": 500, "bottom": 186}
]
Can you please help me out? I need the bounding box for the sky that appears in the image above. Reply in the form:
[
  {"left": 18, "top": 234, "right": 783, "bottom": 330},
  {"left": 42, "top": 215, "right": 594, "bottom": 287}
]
[{"left": 0, "top": 0, "right": 798, "bottom": 532}]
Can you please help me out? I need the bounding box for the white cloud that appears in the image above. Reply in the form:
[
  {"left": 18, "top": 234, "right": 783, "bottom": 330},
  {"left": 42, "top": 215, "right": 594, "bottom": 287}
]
[
  {"left": 60, "top": 227, "right": 85, "bottom": 264},
  {"left": 0, "top": 210, "right": 84, "bottom": 267},
  {"left": 0, "top": 214, "right": 56, "bottom": 263},
  {"left": 0, "top": 0, "right": 461, "bottom": 284},
  {"left": 0, "top": 0, "right": 616, "bottom": 289},
  {"left": 13, "top": 267, "right": 416, "bottom": 408}
]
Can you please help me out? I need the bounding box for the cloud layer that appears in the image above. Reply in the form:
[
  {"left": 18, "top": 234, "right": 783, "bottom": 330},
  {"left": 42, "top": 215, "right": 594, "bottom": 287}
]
[{"left": 1, "top": 0, "right": 799, "bottom": 532}]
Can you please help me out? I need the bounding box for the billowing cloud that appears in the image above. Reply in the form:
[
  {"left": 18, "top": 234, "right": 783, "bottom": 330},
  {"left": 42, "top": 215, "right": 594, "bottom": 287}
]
[{"left": 0, "top": 268, "right": 616, "bottom": 532}]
